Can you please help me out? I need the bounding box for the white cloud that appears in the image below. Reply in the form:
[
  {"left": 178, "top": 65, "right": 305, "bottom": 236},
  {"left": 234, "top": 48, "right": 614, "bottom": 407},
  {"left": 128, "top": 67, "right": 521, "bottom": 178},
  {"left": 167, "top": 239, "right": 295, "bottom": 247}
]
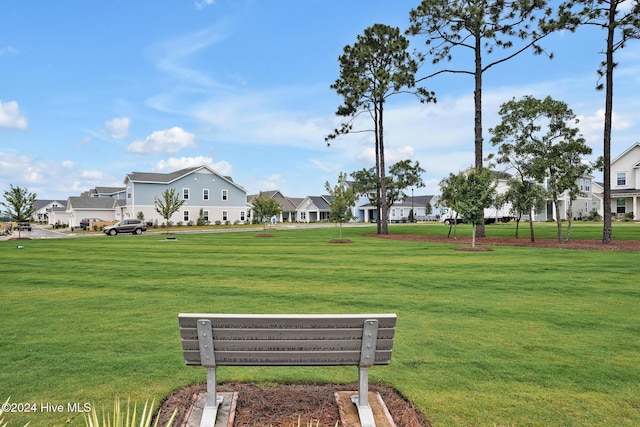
[
  {"left": 577, "top": 109, "right": 634, "bottom": 144},
  {"left": 195, "top": 0, "right": 215, "bottom": 9},
  {"left": 154, "top": 156, "right": 232, "bottom": 176},
  {"left": 0, "top": 100, "right": 27, "bottom": 130},
  {"left": 80, "top": 170, "right": 106, "bottom": 180},
  {"left": 105, "top": 117, "right": 131, "bottom": 139},
  {"left": 253, "top": 174, "right": 287, "bottom": 192},
  {"left": 355, "top": 145, "right": 415, "bottom": 165},
  {"left": 0, "top": 46, "right": 18, "bottom": 56},
  {"left": 127, "top": 127, "right": 195, "bottom": 154}
]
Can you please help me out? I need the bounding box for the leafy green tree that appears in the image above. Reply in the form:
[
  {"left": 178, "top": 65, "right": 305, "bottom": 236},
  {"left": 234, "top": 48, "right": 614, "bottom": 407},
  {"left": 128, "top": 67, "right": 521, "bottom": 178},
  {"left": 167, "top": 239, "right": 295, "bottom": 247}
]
[
  {"left": 1, "top": 185, "right": 37, "bottom": 222},
  {"left": 324, "top": 172, "right": 357, "bottom": 239},
  {"left": 350, "top": 160, "right": 425, "bottom": 224},
  {"left": 555, "top": 0, "right": 640, "bottom": 243},
  {"left": 386, "top": 160, "right": 426, "bottom": 207},
  {"left": 460, "top": 169, "right": 497, "bottom": 248},
  {"left": 1, "top": 185, "right": 37, "bottom": 238},
  {"left": 490, "top": 95, "right": 592, "bottom": 243},
  {"left": 327, "top": 23, "right": 435, "bottom": 235},
  {"left": 197, "top": 208, "right": 209, "bottom": 226},
  {"left": 503, "top": 178, "right": 547, "bottom": 241},
  {"left": 251, "top": 192, "right": 282, "bottom": 231},
  {"left": 408, "top": 0, "right": 555, "bottom": 237},
  {"left": 154, "top": 189, "right": 186, "bottom": 232},
  {"left": 438, "top": 171, "right": 467, "bottom": 239}
]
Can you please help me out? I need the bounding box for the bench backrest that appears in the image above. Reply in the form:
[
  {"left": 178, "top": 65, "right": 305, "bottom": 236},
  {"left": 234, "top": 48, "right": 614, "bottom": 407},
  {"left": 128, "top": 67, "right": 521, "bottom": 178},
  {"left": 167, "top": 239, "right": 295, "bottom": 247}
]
[{"left": 178, "top": 313, "right": 397, "bottom": 367}]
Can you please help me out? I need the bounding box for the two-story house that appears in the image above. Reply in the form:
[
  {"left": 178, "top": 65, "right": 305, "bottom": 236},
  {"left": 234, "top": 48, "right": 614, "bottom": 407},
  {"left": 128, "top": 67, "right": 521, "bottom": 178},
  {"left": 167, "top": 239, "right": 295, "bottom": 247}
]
[
  {"left": 532, "top": 173, "right": 596, "bottom": 221},
  {"left": 609, "top": 142, "right": 640, "bottom": 219},
  {"left": 122, "top": 166, "right": 249, "bottom": 225}
]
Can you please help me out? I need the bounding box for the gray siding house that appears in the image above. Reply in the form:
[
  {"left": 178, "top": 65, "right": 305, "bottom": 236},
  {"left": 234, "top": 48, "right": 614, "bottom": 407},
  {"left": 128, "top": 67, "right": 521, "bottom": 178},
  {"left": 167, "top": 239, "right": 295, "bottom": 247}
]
[{"left": 123, "top": 166, "right": 249, "bottom": 225}]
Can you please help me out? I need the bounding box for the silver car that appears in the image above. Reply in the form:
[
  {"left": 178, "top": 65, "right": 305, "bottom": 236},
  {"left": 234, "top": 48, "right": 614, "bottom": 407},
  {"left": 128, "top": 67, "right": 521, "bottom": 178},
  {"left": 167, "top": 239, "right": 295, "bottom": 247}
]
[{"left": 102, "top": 219, "right": 147, "bottom": 236}]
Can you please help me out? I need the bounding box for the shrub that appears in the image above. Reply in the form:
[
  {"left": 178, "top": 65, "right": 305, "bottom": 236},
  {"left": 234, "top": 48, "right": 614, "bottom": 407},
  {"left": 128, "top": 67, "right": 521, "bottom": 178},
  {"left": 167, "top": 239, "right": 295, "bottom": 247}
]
[{"left": 84, "top": 398, "right": 176, "bottom": 427}]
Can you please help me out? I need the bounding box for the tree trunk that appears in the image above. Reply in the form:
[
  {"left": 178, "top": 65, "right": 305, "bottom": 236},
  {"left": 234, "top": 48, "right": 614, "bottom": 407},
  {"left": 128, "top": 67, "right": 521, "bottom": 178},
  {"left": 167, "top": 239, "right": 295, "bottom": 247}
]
[
  {"left": 374, "top": 105, "right": 382, "bottom": 235},
  {"left": 602, "top": 1, "right": 616, "bottom": 244},
  {"left": 566, "top": 200, "right": 573, "bottom": 242},
  {"left": 379, "top": 102, "right": 389, "bottom": 234},
  {"left": 474, "top": 32, "right": 486, "bottom": 238},
  {"left": 529, "top": 215, "right": 535, "bottom": 243},
  {"left": 471, "top": 223, "right": 476, "bottom": 248},
  {"left": 554, "top": 201, "right": 563, "bottom": 244}
]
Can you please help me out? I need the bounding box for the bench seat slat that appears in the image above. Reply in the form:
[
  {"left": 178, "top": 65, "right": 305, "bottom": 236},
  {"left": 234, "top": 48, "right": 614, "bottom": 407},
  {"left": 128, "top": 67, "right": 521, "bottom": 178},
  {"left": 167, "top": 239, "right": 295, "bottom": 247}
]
[
  {"left": 180, "top": 327, "right": 396, "bottom": 341},
  {"left": 179, "top": 314, "right": 397, "bottom": 330},
  {"left": 181, "top": 338, "right": 395, "bottom": 352},
  {"left": 183, "top": 349, "right": 394, "bottom": 366}
]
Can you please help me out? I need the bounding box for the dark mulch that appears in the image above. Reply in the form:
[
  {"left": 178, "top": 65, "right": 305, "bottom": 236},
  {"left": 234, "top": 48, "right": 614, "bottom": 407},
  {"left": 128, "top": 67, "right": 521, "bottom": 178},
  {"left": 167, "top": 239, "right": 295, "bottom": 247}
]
[
  {"left": 154, "top": 382, "right": 430, "bottom": 427},
  {"left": 365, "top": 233, "right": 640, "bottom": 251}
]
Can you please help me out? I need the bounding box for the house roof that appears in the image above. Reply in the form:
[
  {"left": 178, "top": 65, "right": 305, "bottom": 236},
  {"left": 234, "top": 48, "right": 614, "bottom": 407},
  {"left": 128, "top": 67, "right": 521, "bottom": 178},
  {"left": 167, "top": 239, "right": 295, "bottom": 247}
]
[
  {"left": 247, "top": 190, "right": 300, "bottom": 211},
  {"left": 94, "top": 186, "right": 126, "bottom": 196},
  {"left": 125, "top": 165, "right": 245, "bottom": 191},
  {"left": 308, "top": 196, "right": 331, "bottom": 210},
  {"left": 611, "top": 142, "right": 640, "bottom": 165},
  {"left": 391, "top": 195, "right": 433, "bottom": 208},
  {"left": 67, "top": 197, "right": 117, "bottom": 210},
  {"left": 34, "top": 199, "right": 66, "bottom": 210}
]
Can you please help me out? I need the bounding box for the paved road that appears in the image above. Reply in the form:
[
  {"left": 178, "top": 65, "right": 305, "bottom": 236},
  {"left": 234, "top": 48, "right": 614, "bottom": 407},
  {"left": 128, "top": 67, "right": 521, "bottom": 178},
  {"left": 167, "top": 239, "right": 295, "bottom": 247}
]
[
  {"left": 0, "top": 222, "right": 374, "bottom": 241},
  {"left": 0, "top": 224, "right": 70, "bottom": 241}
]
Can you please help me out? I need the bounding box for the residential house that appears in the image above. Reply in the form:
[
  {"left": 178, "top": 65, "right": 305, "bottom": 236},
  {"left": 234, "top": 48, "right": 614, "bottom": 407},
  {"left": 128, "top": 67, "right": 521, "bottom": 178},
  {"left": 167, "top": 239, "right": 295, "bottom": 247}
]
[
  {"left": 529, "top": 173, "right": 596, "bottom": 221},
  {"left": 296, "top": 196, "right": 331, "bottom": 223},
  {"left": 388, "top": 195, "right": 435, "bottom": 222},
  {"left": 32, "top": 199, "right": 66, "bottom": 223},
  {"left": 607, "top": 142, "right": 640, "bottom": 219},
  {"left": 248, "top": 190, "right": 300, "bottom": 222},
  {"left": 123, "top": 166, "right": 248, "bottom": 225},
  {"left": 66, "top": 196, "right": 118, "bottom": 228}
]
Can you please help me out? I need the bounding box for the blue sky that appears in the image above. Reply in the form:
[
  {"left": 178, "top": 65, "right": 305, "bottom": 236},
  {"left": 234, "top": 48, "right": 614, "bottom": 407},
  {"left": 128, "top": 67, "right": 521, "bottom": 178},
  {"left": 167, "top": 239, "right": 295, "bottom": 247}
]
[{"left": 1, "top": 1, "right": 639, "bottom": 200}]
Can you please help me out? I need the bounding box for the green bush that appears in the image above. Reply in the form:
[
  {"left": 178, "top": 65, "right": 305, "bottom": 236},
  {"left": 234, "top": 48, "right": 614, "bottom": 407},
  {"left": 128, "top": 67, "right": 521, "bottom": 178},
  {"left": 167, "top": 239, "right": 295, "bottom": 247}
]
[{"left": 84, "top": 398, "right": 176, "bottom": 427}]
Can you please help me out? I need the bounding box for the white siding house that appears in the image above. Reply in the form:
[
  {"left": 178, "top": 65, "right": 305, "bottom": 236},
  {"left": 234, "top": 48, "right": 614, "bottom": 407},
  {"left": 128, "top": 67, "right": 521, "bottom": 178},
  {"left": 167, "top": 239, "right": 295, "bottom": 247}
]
[{"left": 609, "top": 142, "right": 640, "bottom": 219}]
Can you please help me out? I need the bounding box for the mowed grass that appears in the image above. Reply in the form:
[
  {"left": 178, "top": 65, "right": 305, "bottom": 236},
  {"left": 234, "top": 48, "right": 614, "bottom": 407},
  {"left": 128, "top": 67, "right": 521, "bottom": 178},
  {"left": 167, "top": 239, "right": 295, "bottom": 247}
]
[{"left": 0, "top": 223, "right": 639, "bottom": 426}]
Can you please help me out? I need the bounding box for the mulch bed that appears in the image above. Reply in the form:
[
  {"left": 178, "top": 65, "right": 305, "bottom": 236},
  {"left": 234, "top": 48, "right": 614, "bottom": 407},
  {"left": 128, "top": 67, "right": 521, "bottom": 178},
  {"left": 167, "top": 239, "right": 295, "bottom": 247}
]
[
  {"left": 154, "top": 382, "right": 430, "bottom": 427},
  {"left": 365, "top": 233, "right": 640, "bottom": 251}
]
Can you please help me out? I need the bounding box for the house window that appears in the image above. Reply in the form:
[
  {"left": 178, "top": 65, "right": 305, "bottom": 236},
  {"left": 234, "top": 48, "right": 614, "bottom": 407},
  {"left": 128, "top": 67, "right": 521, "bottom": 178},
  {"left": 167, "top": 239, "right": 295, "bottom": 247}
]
[
  {"left": 127, "top": 192, "right": 131, "bottom": 199},
  {"left": 221, "top": 189, "right": 228, "bottom": 201},
  {"left": 222, "top": 211, "right": 228, "bottom": 221},
  {"left": 240, "top": 211, "right": 245, "bottom": 221},
  {"left": 203, "top": 189, "right": 209, "bottom": 200},
  {"left": 184, "top": 210, "right": 189, "bottom": 221},
  {"left": 617, "top": 198, "right": 626, "bottom": 214},
  {"left": 183, "top": 188, "right": 190, "bottom": 200},
  {"left": 300, "top": 211, "right": 306, "bottom": 221},
  {"left": 203, "top": 210, "right": 209, "bottom": 221},
  {"left": 617, "top": 172, "right": 627, "bottom": 186},
  {"left": 585, "top": 179, "right": 590, "bottom": 192}
]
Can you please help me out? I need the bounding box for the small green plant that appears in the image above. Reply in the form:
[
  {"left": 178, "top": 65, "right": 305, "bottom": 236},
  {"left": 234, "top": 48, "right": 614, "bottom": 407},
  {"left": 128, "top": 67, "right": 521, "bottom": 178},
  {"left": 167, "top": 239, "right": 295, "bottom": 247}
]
[{"left": 84, "top": 398, "right": 176, "bottom": 427}]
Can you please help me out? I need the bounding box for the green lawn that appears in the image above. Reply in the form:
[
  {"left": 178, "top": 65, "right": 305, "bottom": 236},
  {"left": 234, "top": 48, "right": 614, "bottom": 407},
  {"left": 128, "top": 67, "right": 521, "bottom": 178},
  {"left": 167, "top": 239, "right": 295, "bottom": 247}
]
[{"left": 1, "top": 223, "right": 638, "bottom": 426}]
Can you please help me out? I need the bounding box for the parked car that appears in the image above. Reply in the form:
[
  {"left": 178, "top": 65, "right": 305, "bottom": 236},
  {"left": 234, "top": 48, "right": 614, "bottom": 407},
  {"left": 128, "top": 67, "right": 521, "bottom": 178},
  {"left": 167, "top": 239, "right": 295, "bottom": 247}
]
[
  {"left": 17, "top": 221, "right": 32, "bottom": 231},
  {"left": 79, "top": 218, "right": 104, "bottom": 230},
  {"left": 102, "top": 219, "right": 147, "bottom": 236}
]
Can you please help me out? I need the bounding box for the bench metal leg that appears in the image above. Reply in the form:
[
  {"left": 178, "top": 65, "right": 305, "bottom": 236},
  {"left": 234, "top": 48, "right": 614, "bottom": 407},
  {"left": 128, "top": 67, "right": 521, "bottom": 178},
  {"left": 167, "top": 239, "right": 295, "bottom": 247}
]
[
  {"left": 351, "top": 366, "right": 376, "bottom": 427},
  {"left": 200, "top": 367, "right": 223, "bottom": 427}
]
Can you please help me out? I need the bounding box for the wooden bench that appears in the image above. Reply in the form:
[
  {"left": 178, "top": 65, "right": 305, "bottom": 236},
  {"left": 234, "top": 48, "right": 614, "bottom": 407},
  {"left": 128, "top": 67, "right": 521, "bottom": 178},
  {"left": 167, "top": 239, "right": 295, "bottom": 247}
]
[{"left": 178, "top": 313, "right": 397, "bottom": 427}]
